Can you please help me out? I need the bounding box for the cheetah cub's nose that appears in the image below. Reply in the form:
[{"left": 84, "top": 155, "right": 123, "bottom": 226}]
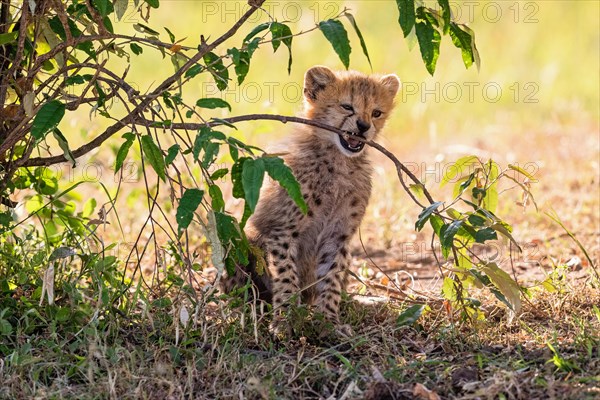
[{"left": 356, "top": 119, "right": 370, "bottom": 134}]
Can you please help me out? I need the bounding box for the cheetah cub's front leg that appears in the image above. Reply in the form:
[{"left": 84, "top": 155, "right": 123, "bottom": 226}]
[
  {"left": 314, "top": 242, "right": 354, "bottom": 337},
  {"left": 264, "top": 235, "right": 301, "bottom": 338}
]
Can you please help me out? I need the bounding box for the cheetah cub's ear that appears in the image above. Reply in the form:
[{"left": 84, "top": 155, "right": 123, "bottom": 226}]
[
  {"left": 379, "top": 74, "right": 401, "bottom": 97},
  {"left": 304, "top": 65, "right": 337, "bottom": 102}
]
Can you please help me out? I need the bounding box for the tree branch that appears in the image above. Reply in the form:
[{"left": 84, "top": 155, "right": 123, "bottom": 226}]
[{"left": 21, "top": 112, "right": 435, "bottom": 208}]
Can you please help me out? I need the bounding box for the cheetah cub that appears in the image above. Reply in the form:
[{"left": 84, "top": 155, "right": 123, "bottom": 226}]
[{"left": 222, "top": 65, "right": 400, "bottom": 336}]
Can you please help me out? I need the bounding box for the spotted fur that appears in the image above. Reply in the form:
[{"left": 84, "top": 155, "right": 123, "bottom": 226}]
[{"left": 221, "top": 66, "right": 400, "bottom": 336}]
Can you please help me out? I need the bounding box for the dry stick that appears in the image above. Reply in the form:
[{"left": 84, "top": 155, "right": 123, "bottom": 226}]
[{"left": 22, "top": 113, "right": 436, "bottom": 212}]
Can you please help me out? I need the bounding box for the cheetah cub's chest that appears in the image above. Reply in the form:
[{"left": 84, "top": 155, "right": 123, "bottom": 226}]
[{"left": 224, "top": 65, "right": 400, "bottom": 337}]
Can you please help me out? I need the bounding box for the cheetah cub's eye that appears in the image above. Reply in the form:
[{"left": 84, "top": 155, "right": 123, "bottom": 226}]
[
  {"left": 372, "top": 110, "right": 383, "bottom": 118},
  {"left": 341, "top": 104, "right": 354, "bottom": 112}
]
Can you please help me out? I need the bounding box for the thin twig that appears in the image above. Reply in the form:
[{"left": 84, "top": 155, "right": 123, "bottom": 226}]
[{"left": 20, "top": 113, "right": 437, "bottom": 210}]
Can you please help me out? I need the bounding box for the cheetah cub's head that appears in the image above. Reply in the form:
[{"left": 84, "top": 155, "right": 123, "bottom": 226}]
[{"left": 303, "top": 65, "right": 400, "bottom": 157}]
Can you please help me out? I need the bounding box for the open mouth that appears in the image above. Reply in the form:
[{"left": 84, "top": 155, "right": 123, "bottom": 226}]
[{"left": 339, "top": 131, "right": 366, "bottom": 153}]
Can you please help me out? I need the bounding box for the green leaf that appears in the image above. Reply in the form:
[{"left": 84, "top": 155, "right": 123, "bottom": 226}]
[
  {"left": 140, "top": 135, "right": 166, "bottom": 181},
  {"left": 227, "top": 47, "right": 252, "bottom": 85},
  {"left": 490, "top": 222, "right": 521, "bottom": 251},
  {"left": 344, "top": 13, "right": 372, "bottom": 68},
  {"left": 54, "top": 307, "right": 71, "bottom": 322},
  {"left": 209, "top": 184, "right": 225, "bottom": 212},
  {"left": 480, "top": 262, "right": 521, "bottom": 314},
  {"left": 212, "top": 118, "right": 239, "bottom": 130},
  {"left": 203, "top": 51, "right": 229, "bottom": 91},
  {"left": 415, "top": 7, "right": 441, "bottom": 75},
  {"left": 263, "top": 157, "right": 308, "bottom": 213},
  {"left": 164, "top": 26, "right": 175, "bottom": 43},
  {"left": 176, "top": 188, "right": 204, "bottom": 233},
  {"left": 130, "top": 43, "right": 143, "bottom": 55},
  {"left": 185, "top": 64, "right": 203, "bottom": 79},
  {"left": 441, "top": 155, "right": 479, "bottom": 187},
  {"left": 49, "top": 246, "right": 77, "bottom": 261},
  {"left": 65, "top": 74, "right": 92, "bottom": 86},
  {"left": 165, "top": 144, "right": 180, "bottom": 166},
  {"left": 144, "top": 0, "right": 159, "bottom": 8},
  {"left": 456, "top": 247, "right": 472, "bottom": 271},
  {"left": 242, "top": 158, "right": 265, "bottom": 212},
  {"left": 437, "top": 0, "right": 451, "bottom": 34},
  {"left": 0, "top": 31, "right": 18, "bottom": 45},
  {"left": 31, "top": 100, "right": 65, "bottom": 142},
  {"left": 196, "top": 98, "right": 232, "bottom": 111},
  {"left": 467, "top": 213, "right": 486, "bottom": 227},
  {"left": 237, "top": 202, "right": 252, "bottom": 229},
  {"left": 115, "top": 133, "right": 135, "bottom": 173},
  {"left": 0, "top": 319, "right": 12, "bottom": 335},
  {"left": 214, "top": 212, "right": 250, "bottom": 272},
  {"left": 231, "top": 157, "right": 249, "bottom": 199},
  {"left": 442, "top": 276, "right": 458, "bottom": 301},
  {"left": 429, "top": 214, "right": 444, "bottom": 236},
  {"left": 474, "top": 227, "right": 498, "bottom": 243},
  {"left": 409, "top": 183, "right": 426, "bottom": 201},
  {"left": 508, "top": 163, "right": 537, "bottom": 181},
  {"left": 34, "top": 168, "right": 58, "bottom": 196},
  {"left": 482, "top": 160, "right": 499, "bottom": 213},
  {"left": 450, "top": 22, "right": 481, "bottom": 70},
  {"left": 440, "top": 220, "right": 463, "bottom": 258},
  {"left": 92, "top": 0, "right": 112, "bottom": 17},
  {"left": 396, "top": 304, "right": 426, "bottom": 326},
  {"left": 202, "top": 142, "right": 220, "bottom": 168},
  {"left": 228, "top": 143, "right": 239, "bottom": 161},
  {"left": 0, "top": 211, "right": 12, "bottom": 228},
  {"left": 243, "top": 22, "right": 270, "bottom": 43},
  {"left": 50, "top": 129, "right": 75, "bottom": 167},
  {"left": 448, "top": 23, "right": 474, "bottom": 69},
  {"left": 152, "top": 297, "right": 172, "bottom": 308},
  {"left": 114, "top": 0, "right": 129, "bottom": 21},
  {"left": 319, "top": 19, "right": 351, "bottom": 69},
  {"left": 396, "top": 0, "right": 415, "bottom": 37},
  {"left": 82, "top": 198, "right": 97, "bottom": 218},
  {"left": 214, "top": 211, "right": 243, "bottom": 245},
  {"left": 446, "top": 207, "right": 462, "bottom": 220},
  {"left": 193, "top": 126, "right": 224, "bottom": 161},
  {"left": 270, "top": 22, "right": 293, "bottom": 73},
  {"left": 415, "top": 201, "right": 443, "bottom": 231},
  {"left": 547, "top": 342, "right": 581, "bottom": 372},
  {"left": 210, "top": 168, "right": 229, "bottom": 181},
  {"left": 103, "top": 17, "right": 114, "bottom": 34}
]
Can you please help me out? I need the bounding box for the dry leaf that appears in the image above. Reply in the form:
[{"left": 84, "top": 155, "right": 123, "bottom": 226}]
[
  {"left": 179, "top": 305, "right": 189, "bottom": 327},
  {"left": 40, "top": 263, "right": 55, "bottom": 306},
  {"left": 88, "top": 219, "right": 110, "bottom": 225},
  {"left": 169, "top": 44, "right": 182, "bottom": 53},
  {"left": 413, "top": 382, "right": 441, "bottom": 400}
]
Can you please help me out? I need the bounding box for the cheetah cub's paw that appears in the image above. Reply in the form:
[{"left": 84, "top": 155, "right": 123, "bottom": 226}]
[
  {"left": 335, "top": 324, "right": 355, "bottom": 338},
  {"left": 269, "top": 315, "right": 292, "bottom": 341}
]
